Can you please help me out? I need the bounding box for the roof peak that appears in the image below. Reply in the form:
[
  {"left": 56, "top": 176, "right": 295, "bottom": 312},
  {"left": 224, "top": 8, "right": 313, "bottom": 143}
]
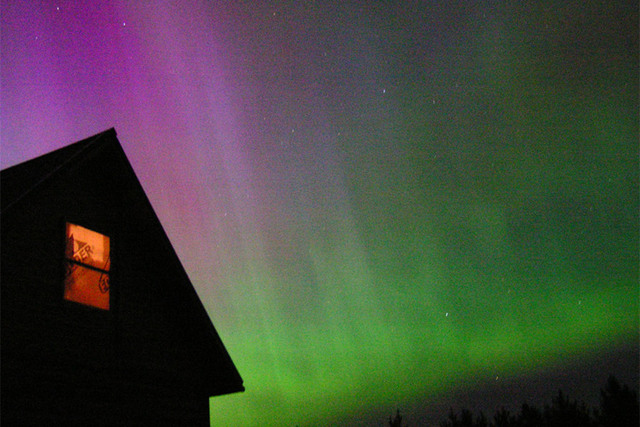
[{"left": 1, "top": 128, "right": 119, "bottom": 214}]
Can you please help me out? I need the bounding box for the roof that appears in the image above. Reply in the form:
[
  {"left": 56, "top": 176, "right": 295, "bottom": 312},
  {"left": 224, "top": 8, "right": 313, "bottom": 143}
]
[{"left": 1, "top": 129, "right": 115, "bottom": 214}]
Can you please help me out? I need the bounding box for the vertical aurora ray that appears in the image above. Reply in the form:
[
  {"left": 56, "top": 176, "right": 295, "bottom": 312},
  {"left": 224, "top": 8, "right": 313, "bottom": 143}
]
[{"left": 1, "top": 1, "right": 637, "bottom": 426}]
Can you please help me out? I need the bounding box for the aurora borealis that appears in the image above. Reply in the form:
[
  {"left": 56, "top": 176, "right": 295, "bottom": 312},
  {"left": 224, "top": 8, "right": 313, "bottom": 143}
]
[{"left": 1, "top": 1, "right": 638, "bottom": 425}]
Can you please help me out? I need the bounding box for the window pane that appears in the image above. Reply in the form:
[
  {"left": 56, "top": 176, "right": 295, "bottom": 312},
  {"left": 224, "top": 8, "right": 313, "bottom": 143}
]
[
  {"left": 64, "top": 223, "right": 110, "bottom": 310},
  {"left": 64, "top": 263, "right": 110, "bottom": 310},
  {"left": 65, "top": 223, "right": 110, "bottom": 271}
]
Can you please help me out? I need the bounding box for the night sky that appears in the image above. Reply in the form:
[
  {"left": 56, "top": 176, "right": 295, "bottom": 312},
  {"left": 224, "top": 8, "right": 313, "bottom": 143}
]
[{"left": 1, "top": 2, "right": 638, "bottom": 426}]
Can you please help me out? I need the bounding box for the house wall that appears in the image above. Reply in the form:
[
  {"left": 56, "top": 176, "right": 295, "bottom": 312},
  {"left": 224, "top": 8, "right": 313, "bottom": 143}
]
[{"left": 1, "top": 143, "right": 231, "bottom": 426}]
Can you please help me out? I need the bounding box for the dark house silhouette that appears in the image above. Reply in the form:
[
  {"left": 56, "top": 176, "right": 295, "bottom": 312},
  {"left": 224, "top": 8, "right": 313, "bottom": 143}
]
[{"left": 1, "top": 129, "right": 244, "bottom": 426}]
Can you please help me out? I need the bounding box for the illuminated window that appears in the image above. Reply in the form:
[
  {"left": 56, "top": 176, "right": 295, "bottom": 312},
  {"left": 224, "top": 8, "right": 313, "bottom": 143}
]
[{"left": 64, "top": 223, "right": 111, "bottom": 310}]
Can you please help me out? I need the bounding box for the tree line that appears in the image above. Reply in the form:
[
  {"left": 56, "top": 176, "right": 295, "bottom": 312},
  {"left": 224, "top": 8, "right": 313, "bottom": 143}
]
[{"left": 388, "top": 376, "right": 638, "bottom": 427}]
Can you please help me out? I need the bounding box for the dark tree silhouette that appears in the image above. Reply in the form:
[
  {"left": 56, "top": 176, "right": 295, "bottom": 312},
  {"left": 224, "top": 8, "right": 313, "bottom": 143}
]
[
  {"left": 492, "top": 407, "right": 517, "bottom": 427},
  {"left": 475, "top": 411, "right": 489, "bottom": 427},
  {"left": 433, "top": 376, "right": 638, "bottom": 427},
  {"left": 518, "top": 403, "right": 543, "bottom": 427},
  {"left": 542, "top": 389, "right": 592, "bottom": 427},
  {"left": 596, "top": 375, "right": 639, "bottom": 427},
  {"left": 389, "top": 409, "right": 407, "bottom": 427},
  {"left": 440, "top": 408, "right": 488, "bottom": 427},
  {"left": 440, "top": 407, "right": 460, "bottom": 427}
]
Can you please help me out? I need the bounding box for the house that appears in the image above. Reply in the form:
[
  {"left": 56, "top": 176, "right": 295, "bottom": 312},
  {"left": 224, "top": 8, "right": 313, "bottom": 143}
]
[{"left": 1, "top": 129, "right": 244, "bottom": 426}]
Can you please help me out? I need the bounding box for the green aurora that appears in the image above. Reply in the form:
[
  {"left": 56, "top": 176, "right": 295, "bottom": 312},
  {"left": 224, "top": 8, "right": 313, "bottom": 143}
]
[{"left": 208, "top": 3, "right": 637, "bottom": 425}]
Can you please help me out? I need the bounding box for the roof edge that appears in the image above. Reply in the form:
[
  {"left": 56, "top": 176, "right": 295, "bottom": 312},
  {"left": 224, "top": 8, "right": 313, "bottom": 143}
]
[{"left": 1, "top": 128, "right": 117, "bottom": 214}]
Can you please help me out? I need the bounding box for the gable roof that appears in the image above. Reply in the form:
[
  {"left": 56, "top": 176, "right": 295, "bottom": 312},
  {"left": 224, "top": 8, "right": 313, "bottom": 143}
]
[{"left": 1, "top": 128, "right": 244, "bottom": 397}]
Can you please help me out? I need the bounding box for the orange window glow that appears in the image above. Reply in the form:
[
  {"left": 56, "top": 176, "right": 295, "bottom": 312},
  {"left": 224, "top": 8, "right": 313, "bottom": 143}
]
[{"left": 64, "top": 223, "right": 111, "bottom": 310}]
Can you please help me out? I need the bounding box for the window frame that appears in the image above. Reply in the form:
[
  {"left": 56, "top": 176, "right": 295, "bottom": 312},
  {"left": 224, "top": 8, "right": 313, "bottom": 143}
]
[{"left": 62, "top": 220, "right": 113, "bottom": 311}]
